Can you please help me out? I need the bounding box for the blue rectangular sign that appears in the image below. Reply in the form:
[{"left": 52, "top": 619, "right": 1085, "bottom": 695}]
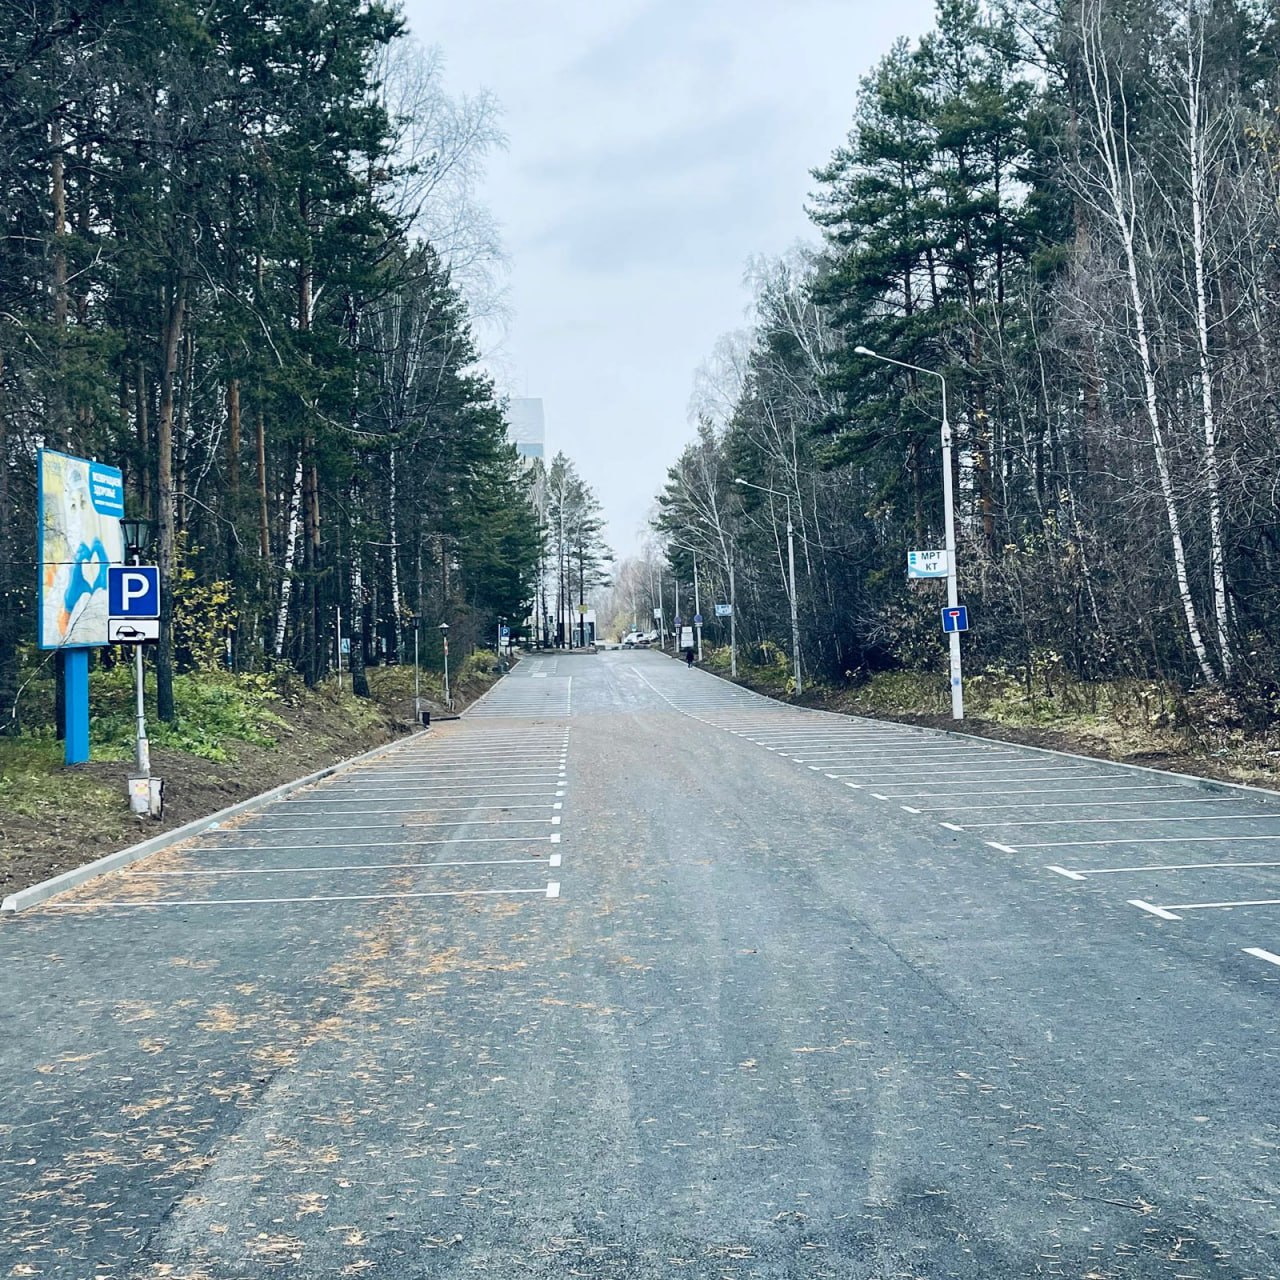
[
  {"left": 108, "top": 565, "right": 160, "bottom": 618},
  {"left": 941, "top": 605, "right": 969, "bottom": 633}
]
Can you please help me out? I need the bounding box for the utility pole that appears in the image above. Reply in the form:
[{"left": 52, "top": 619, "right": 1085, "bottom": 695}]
[
  {"left": 734, "top": 478, "right": 801, "bottom": 696},
  {"left": 855, "top": 346, "right": 963, "bottom": 719},
  {"left": 692, "top": 552, "right": 702, "bottom": 662}
]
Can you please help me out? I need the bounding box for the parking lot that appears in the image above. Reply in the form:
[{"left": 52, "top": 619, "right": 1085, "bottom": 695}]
[{"left": 633, "top": 659, "right": 1280, "bottom": 980}]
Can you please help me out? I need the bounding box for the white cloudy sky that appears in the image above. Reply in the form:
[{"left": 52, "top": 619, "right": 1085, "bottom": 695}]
[{"left": 402, "top": 0, "right": 937, "bottom": 557}]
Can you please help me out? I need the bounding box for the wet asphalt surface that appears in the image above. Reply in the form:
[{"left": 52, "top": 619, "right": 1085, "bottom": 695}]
[{"left": 4, "top": 650, "right": 1280, "bottom": 1278}]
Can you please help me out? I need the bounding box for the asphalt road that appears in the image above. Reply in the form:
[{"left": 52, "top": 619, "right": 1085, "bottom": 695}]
[{"left": 4, "top": 650, "right": 1280, "bottom": 1278}]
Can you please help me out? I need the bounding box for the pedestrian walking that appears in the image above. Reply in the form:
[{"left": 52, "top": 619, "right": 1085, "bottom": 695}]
[{"left": 684, "top": 646, "right": 695, "bottom": 668}]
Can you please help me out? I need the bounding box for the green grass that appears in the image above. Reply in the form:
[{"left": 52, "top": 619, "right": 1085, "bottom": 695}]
[{"left": 0, "top": 737, "right": 119, "bottom": 821}]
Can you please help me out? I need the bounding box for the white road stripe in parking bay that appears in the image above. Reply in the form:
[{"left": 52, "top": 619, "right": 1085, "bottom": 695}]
[
  {"left": 192, "top": 835, "right": 561, "bottom": 853},
  {"left": 1244, "top": 947, "right": 1280, "bottom": 967},
  {"left": 131, "top": 855, "right": 559, "bottom": 876},
  {"left": 875, "top": 776, "right": 1169, "bottom": 795},
  {"left": 1048, "top": 859, "right": 1280, "bottom": 880},
  {"left": 1015, "top": 835, "right": 1280, "bottom": 849},
  {"left": 911, "top": 793, "right": 1222, "bottom": 811},
  {"left": 957, "top": 812, "right": 1271, "bottom": 829},
  {"left": 47, "top": 885, "right": 560, "bottom": 911},
  {"left": 1132, "top": 897, "right": 1280, "bottom": 919},
  {"left": 229, "top": 819, "right": 560, "bottom": 835}
]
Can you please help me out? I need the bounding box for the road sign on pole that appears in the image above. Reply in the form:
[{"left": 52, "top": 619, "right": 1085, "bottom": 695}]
[
  {"left": 907, "top": 549, "right": 949, "bottom": 579},
  {"left": 714, "top": 603, "right": 732, "bottom": 618},
  {"left": 693, "top": 614, "right": 703, "bottom": 626},
  {"left": 941, "top": 605, "right": 969, "bottom": 633},
  {"left": 108, "top": 565, "right": 159, "bottom": 618}
]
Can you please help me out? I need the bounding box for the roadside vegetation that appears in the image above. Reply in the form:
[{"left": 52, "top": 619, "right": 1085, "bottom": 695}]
[{"left": 697, "top": 642, "right": 1280, "bottom": 790}]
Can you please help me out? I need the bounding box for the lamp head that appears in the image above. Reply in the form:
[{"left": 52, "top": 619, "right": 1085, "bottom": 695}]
[
  {"left": 438, "top": 622, "right": 449, "bottom": 633},
  {"left": 409, "top": 613, "right": 421, "bottom": 629},
  {"left": 854, "top": 345, "right": 875, "bottom": 356},
  {"left": 733, "top": 477, "right": 747, "bottom": 486},
  {"left": 118, "top": 516, "right": 152, "bottom": 557}
]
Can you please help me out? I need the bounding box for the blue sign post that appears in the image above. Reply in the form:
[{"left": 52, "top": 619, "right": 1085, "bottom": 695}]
[{"left": 941, "top": 605, "right": 969, "bottom": 633}]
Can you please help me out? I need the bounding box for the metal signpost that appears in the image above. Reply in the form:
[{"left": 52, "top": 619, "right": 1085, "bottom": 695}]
[
  {"left": 108, "top": 560, "right": 161, "bottom": 815},
  {"left": 440, "top": 622, "right": 451, "bottom": 710}
]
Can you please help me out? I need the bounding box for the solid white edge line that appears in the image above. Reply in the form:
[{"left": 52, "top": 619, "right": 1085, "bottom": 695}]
[{"left": 1129, "top": 899, "right": 1181, "bottom": 920}]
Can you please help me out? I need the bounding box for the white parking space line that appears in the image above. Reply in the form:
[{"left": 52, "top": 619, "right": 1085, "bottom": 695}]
[
  {"left": 282, "top": 799, "right": 561, "bottom": 811},
  {"left": 911, "top": 795, "right": 1221, "bottom": 812},
  {"left": 1130, "top": 900, "right": 1182, "bottom": 920},
  {"left": 1244, "top": 947, "right": 1280, "bottom": 967},
  {"left": 130, "top": 855, "right": 555, "bottom": 876},
  {"left": 1048, "top": 859, "right": 1280, "bottom": 878},
  {"left": 1016, "top": 835, "right": 1280, "bottom": 849},
  {"left": 959, "top": 813, "right": 1271, "bottom": 829},
  {"left": 876, "top": 776, "right": 1159, "bottom": 795},
  {"left": 229, "top": 818, "right": 559, "bottom": 835},
  {"left": 48, "top": 885, "right": 558, "bottom": 910},
  {"left": 194, "top": 835, "right": 560, "bottom": 852},
  {"left": 1151, "top": 897, "right": 1280, "bottom": 914}
]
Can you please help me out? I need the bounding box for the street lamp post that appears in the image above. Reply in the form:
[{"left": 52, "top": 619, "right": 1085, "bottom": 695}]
[
  {"left": 854, "top": 345, "right": 963, "bottom": 720},
  {"left": 439, "top": 622, "right": 451, "bottom": 710},
  {"left": 410, "top": 613, "right": 421, "bottom": 723},
  {"left": 118, "top": 517, "right": 153, "bottom": 805},
  {"left": 734, "top": 478, "right": 802, "bottom": 697}
]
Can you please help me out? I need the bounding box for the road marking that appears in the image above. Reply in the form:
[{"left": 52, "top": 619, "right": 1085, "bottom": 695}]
[
  {"left": 1244, "top": 947, "right": 1280, "bottom": 968},
  {"left": 825, "top": 765, "right": 1095, "bottom": 780},
  {"left": 131, "top": 856, "right": 556, "bottom": 876},
  {"left": 878, "top": 778, "right": 1154, "bottom": 796},
  {"left": 1130, "top": 899, "right": 1181, "bottom": 920},
  {"left": 910, "top": 796, "right": 1237, "bottom": 813},
  {"left": 546, "top": 881, "right": 561, "bottom": 899},
  {"left": 1049, "top": 859, "right": 1280, "bottom": 877},
  {"left": 234, "top": 818, "right": 560, "bottom": 834},
  {"left": 46, "top": 885, "right": 559, "bottom": 910},
  {"left": 962, "top": 813, "right": 1270, "bottom": 828},
  {"left": 986, "top": 842, "right": 1017, "bottom": 853},
  {"left": 549, "top": 853, "right": 562, "bottom": 867},
  {"left": 1163, "top": 896, "right": 1280, "bottom": 913},
  {"left": 1019, "top": 835, "right": 1280, "bottom": 848},
  {"left": 280, "top": 802, "right": 561, "bottom": 815},
  {"left": 1047, "top": 865, "right": 1086, "bottom": 880},
  {"left": 940, "top": 822, "right": 964, "bottom": 831},
  {"left": 901, "top": 806, "right": 921, "bottom": 814},
  {"left": 870, "top": 792, "right": 889, "bottom": 800},
  {"left": 196, "top": 835, "right": 558, "bottom": 852}
]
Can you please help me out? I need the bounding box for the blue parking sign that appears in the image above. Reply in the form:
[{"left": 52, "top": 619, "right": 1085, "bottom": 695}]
[
  {"left": 108, "top": 565, "right": 160, "bottom": 618},
  {"left": 941, "top": 605, "right": 969, "bottom": 633}
]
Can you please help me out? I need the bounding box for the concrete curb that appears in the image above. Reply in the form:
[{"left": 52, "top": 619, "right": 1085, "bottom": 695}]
[
  {"left": 688, "top": 660, "right": 1280, "bottom": 805},
  {"left": 1, "top": 727, "right": 431, "bottom": 916}
]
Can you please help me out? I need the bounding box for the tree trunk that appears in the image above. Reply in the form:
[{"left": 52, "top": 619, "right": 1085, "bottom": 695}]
[{"left": 156, "top": 274, "right": 188, "bottom": 723}]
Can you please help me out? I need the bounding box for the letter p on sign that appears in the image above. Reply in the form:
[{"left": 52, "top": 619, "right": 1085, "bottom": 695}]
[{"left": 108, "top": 565, "right": 160, "bottom": 618}]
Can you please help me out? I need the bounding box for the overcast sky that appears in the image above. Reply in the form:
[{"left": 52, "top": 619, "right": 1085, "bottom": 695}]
[{"left": 403, "top": 0, "right": 937, "bottom": 558}]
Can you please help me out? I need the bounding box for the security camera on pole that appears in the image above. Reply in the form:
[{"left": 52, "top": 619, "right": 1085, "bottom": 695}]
[{"left": 854, "top": 346, "right": 965, "bottom": 720}]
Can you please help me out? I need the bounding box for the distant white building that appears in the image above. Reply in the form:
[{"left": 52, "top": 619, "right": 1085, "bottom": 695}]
[{"left": 508, "top": 398, "right": 545, "bottom": 461}]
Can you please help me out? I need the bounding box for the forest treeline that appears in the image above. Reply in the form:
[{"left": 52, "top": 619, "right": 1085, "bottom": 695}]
[
  {"left": 651, "top": 0, "right": 1280, "bottom": 715},
  {"left": 1, "top": 0, "right": 542, "bottom": 732}
]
